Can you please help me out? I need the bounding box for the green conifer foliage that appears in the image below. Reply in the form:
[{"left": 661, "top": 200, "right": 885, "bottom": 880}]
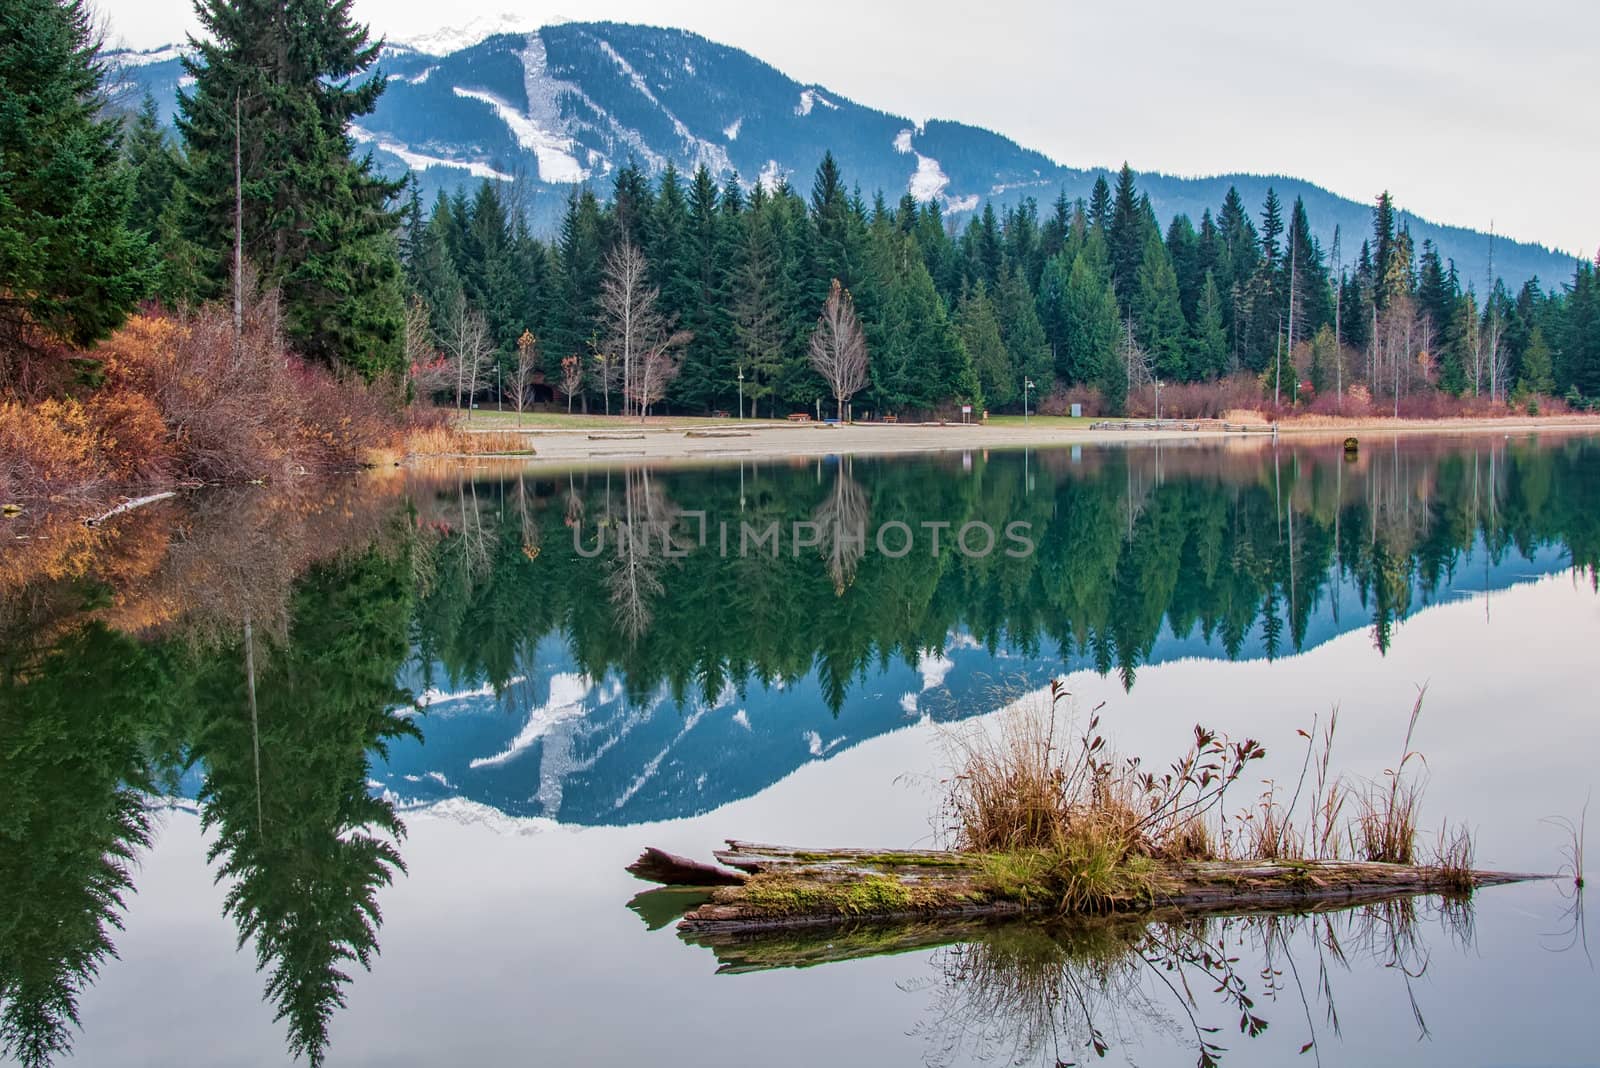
[
  {"left": 0, "top": 0, "right": 151, "bottom": 352},
  {"left": 176, "top": 0, "right": 404, "bottom": 376}
]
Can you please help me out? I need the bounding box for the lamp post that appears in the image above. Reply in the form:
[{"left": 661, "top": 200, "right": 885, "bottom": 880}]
[
  {"left": 1154, "top": 378, "right": 1161, "bottom": 422},
  {"left": 737, "top": 367, "right": 744, "bottom": 420},
  {"left": 1024, "top": 378, "right": 1035, "bottom": 423}
]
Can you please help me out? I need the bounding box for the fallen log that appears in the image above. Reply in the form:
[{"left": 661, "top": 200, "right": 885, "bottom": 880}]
[
  {"left": 626, "top": 846, "right": 747, "bottom": 886},
  {"left": 636, "top": 841, "right": 1548, "bottom": 935}
]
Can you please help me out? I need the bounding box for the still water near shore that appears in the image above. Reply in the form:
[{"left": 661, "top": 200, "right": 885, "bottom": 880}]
[{"left": 3, "top": 433, "right": 1597, "bottom": 1066}]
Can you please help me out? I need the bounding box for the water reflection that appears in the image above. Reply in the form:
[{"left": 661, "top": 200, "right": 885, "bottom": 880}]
[
  {"left": 2, "top": 435, "right": 1598, "bottom": 1065},
  {"left": 1, "top": 484, "right": 418, "bottom": 1068},
  {"left": 682, "top": 895, "right": 1481, "bottom": 1068},
  {"left": 388, "top": 435, "right": 1600, "bottom": 824}
]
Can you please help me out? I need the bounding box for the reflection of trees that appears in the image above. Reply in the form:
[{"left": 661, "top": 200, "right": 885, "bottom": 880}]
[
  {"left": 603, "top": 467, "right": 682, "bottom": 642},
  {"left": 404, "top": 437, "right": 1600, "bottom": 707},
  {"left": 812, "top": 460, "right": 869, "bottom": 596},
  {"left": 0, "top": 627, "right": 167, "bottom": 1068},
  {"left": 913, "top": 897, "right": 1474, "bottom": 1068},
  {"left": 1, "top": 491, "right": 418, "bottom": 1068},
  {"left": 192, "top": 544, "right": 418, "bottom": 1068}
]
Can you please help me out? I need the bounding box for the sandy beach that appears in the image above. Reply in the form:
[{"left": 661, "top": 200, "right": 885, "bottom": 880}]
[{"left": 451, "top": 414, "right": 1600, "bottom": 468}]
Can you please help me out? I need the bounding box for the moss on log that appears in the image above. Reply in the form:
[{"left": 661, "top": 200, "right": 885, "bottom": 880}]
[{"left": 630, "top": 841, "right": 1547, "bottom": 935}]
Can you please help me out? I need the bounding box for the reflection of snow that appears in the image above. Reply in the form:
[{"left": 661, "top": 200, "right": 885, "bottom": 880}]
[
  {"left": 803, "top": 729, "right": 845, "bottom": 758},
  {"left": 469, "top": 673, "right": 591, "bottom": 769},
  {"left": 900, "top": 693, "right": 919, "bottom": 714},
  {"left": 732, "top": 708, "right": 751, "bottom": 730},
  {"left": 723, "top": 118, "right": 742, "bottom": 141},
  {"left": 404, "top": 797, "right": 555, "bottom": 836},
  {"left": 918, "top": 650, "right": 954, "bottom": 691},
  {"left": 615, "top": 708, "right": 705, "bottom": 808}
]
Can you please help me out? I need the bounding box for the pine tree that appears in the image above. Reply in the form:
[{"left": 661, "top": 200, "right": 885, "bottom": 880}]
[
  {"left": 1133, "top": 234, "right": 1187, "bottom": 381},
  {"left": 955, "top": 282, "right": 1011, "bottom": 409},
  {"left": 1107, "top": 163, "right": 1143, "bottom": 310},
  {"left": 1557, "top": 261, "right": 1600, "bottom": 398},
  {"left": 728, "top": 189, "right": 785, "bottom": 416},
  {"left": 994, "top": 262, "right": 1050, "bottom": 403},
  {"left": 1060, "top": 239, "right": 1120, "bottom": 396},
  {"left": 1087, "top": 175, "right": 1112, "bottom": 236},
  {"left": 0, "top": 0, "right": 150, "bottom": 353},
  {"left": 1516, "top": 325, "right": 1554, "bottom": 398},
  {"left": 1192, "top": 270, "right": 1228, "bottom": 380},
  {"left": 177, "top": 0, "right": 404, "bottom": 376}
]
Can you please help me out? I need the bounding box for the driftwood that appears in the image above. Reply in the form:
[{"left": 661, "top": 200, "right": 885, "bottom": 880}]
[
  {"left": 587, "top": 433, "right": 647, "bottom": 440},
  {"left": 684, "top": 430, "right": 752, "bottom": 438},
  {"left": 631, "top": 841, "right": 1547, "bottom": 936},
  {"left": 84, "top": 491, "right": 177, "bottom": 528},
  {"left": 626, "top": 846, "right": 746, "bottom": 886}
]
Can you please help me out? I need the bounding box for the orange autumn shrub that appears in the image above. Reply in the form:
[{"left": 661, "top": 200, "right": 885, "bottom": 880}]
[{"left": 0, "top": 397, "right": 107, "bottom": 503}]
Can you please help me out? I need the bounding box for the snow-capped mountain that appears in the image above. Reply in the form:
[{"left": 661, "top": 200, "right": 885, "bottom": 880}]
[{"left": 108, "top": 20, "right": 1572, "bottom": 288}]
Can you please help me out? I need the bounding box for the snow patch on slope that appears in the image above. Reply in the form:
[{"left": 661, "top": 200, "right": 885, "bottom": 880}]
[
  {"left": 795, "top": 88, "right": 838, "bottom": 116},
  {"left": 758, "top": 159, "right": 789, "bottom": 191},
  {"left": 350, "top": 127, "right": 505, "bottom": 180},
  {"left": 909, "top": 153, "right": 951, "bottom": 202},
  {"left": 452, "top": 85, "right": 586, "bottom": 183},
  {"left": 945, "top": 194, "right": 980, "bottom": 213},
  {"left": 723, "top": 118, "right": 742, "bottom": 142},
  {"left": 893, "top": 128, "right": 913, "bottom": 154},
  {"left": 596, "top": 38, "right": 731, "bottom": 175}
]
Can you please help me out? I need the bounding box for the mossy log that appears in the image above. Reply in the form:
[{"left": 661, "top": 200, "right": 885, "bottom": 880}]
[{"left": 632, "top": 841, "right": 1546, "bottom": 935}]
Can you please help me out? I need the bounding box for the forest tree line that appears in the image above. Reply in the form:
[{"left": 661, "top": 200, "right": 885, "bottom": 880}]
[
  {"left": 369, "top": 159, "right": 1597, "bottom": 418},
  {"left": 7, "top": 0, "right": 1600, "bottom": 438}
]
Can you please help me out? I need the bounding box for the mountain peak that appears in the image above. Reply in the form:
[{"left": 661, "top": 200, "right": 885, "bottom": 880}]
[
  {"left": 109, "top": 19, "right": 1569, "bottom": 288},
  {"left": 394, "top": 12, "right": 558, "bottom": 56}
]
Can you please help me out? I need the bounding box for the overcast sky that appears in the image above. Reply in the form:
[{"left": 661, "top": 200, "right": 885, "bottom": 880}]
[{"left": 103, "top": 0, "right": 1597, "bottom": 258}]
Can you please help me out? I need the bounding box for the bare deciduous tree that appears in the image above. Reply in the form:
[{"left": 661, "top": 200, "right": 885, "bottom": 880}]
[
  {"left": 404, "top": 295, "right": 453, "bottom": 398},
  {"left": 558, "top": 355, "right": 584, "bottom": 414},
  {"left": 444, "top": 294, "right": 492, "bottom": 417},
  {"left": 808, "top": 279, "right": 868, "bottom": 421},
  {"left": 600, "top": 239, "right": 687, "bottom": 421},
  {"left": 628, "top": 329, "right": 690, "bottom": 418},
  {"left": 507, "top": 329, "right": 540, "bottom": 420}
]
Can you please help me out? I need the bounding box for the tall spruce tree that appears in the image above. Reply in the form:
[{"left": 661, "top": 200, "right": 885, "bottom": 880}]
[
  {"left": 0, "top": 0, "right": 150, "bottom": 355},
  {"left": 1133, "top": 234, "right": 1187, "bottom": 381},
  {"left": 955, "top": 282, "right": 1010, "bottom": 409},
  {"left": 1107, "top": 163, "right": 1144, "bottom": 310},
  {"left": 177, "top": 0, "right": 405, "bottom": 376}
]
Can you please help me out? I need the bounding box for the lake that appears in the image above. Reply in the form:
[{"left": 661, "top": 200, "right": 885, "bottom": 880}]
[{"left": 2, "top": 433, "right": 1596, "bottom": 1067}]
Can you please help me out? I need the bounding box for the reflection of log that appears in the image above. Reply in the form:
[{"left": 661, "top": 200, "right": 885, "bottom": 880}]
[
  {"left": 627, "top": 847, "right": 747, "bottom": 887},
  {"left": 646, "top": 841, "right": 1548, "bottom": 935},
  {"left": 84, "top": 491, "right": 177, "bottom": 527}
]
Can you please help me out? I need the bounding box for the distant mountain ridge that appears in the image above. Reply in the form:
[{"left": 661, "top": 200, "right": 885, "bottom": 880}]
[{"left": 108, "top": 20, "right": 1577, "bottom": 290}]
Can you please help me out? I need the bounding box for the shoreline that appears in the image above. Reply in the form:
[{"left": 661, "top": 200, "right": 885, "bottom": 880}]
[{"left": 440, "top": 414, "right": 1600, "bottom": 469}]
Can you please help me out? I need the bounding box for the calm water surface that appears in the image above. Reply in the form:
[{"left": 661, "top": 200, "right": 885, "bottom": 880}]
[{"left": 2, "top": 434, "right": 1597, "bottom": 1067}]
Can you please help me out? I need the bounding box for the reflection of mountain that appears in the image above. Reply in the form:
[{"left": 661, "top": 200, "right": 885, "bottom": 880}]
[{"left": 377, "top": 534, "right": 1567, "bottom": 827}]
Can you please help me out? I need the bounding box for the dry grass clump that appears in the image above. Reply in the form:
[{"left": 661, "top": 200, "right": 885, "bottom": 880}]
[
  {"left": 1542, "top": 796, "right": 1588, "bottom": 890},
  {"left": 405, "top": 424, "right": 536, "bottom": 457},
  {"left": 1353, "top": 689, "right": 1428, "bottom": 865},
  {"left": 941, "top": 680, "right": 1265, "bottom": 911},
  {"left": 1432, "top": 822, "right": 1477, "bottom": 893},
  {"left": 942, "top": 682, "right": 1484, "bottom": 908}
]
